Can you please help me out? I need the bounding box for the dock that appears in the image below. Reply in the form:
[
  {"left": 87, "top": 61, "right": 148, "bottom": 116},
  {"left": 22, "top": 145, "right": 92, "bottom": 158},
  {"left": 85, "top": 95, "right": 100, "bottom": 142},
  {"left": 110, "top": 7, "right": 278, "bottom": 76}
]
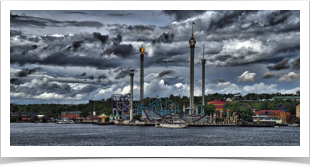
[
  {"left": 93, "top": 122, "right": 114, "bottom": 125},
  {"left": 107, "top": 121, "right": 275, "bottom": 127}
]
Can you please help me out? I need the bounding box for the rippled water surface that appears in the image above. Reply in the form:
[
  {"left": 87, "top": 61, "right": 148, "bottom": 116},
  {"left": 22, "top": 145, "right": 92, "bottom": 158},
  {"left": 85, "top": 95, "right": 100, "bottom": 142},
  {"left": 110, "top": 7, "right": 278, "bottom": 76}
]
[{"left": 10, "top": 123, "right": 300, "bottom": 146}]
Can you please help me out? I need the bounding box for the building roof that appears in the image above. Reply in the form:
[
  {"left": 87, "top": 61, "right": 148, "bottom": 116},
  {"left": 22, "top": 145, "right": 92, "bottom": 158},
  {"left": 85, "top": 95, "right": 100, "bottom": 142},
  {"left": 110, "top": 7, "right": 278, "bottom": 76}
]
[
  {"left": 215, "top": 105, "right": 223, "bottom": 109},
  {"left": 285, "top": 112, "right": 291, "bottom": 117},
  {"left": 212, "top": 100, "right": 226, "bottom": 105}
]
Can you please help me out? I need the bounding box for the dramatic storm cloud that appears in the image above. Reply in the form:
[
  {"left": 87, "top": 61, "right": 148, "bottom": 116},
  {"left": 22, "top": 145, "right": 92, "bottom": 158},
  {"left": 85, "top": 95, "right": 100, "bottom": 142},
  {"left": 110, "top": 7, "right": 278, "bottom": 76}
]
[
  {"left": 9, "top": 10, "right": 300, "bottom": 104},
  {"left": 267, "top": 58, "right": 291, "bottom": 70},
  {"left": 15, "top": 67, "right": 42, "bottom": 77}
]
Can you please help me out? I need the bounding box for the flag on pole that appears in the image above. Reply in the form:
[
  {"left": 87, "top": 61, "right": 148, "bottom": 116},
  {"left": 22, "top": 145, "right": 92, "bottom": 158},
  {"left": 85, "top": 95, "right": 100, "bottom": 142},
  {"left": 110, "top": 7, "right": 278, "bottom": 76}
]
[
  {"left": 192, "top": 22, "right": 196, "bottom": 25},
  {"left": 156, "top": 95, "right": 158, "bottom": 97}
]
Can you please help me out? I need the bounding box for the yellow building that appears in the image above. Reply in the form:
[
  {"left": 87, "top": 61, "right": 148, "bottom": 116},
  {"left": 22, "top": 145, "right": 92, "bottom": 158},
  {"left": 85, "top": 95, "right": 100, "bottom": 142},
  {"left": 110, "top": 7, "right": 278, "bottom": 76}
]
[{"left": 296, "top": 104, "right": 300, "bottom": 118}]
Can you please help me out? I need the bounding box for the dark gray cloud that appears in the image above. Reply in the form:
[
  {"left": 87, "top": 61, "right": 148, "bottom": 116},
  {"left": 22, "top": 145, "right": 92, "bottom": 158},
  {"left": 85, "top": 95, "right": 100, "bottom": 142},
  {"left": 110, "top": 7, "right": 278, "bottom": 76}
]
[
  {"left": 207, "top": 10, "right": 259, "bottom": 32},
  {"left": 10, "top": 52, "right": 120, "bottom": 70},
  {"left": 290, "top": 56, "right": 300, "bottom": 70},
  {"left": 76, "top": 72, "right": 86, "bottom": 77},
  {"left": 103, "top": 44, "right": 135, "bottom": 58},
  {"left": 267, "top": 58, "right": 290, "bottom": 70},
  {"left": 93, "top": 32, "right": 109, "bottom": 45},
  {"left": 88, "top": 76, "right": 94, "bottom": 80},
  {"left": 10, "top": 13, "right": 104, "bottom": 28},
  {"left": 108, "top": 13, "right": 134, "bottom": 17},
  {"left": 262, "top": 72, "right": 280, "bottom": 79},
  {"left": 158, "top": 70, "right": 176, "bottom": 78},
  {"left": 15, "top": 67, "right": 42, "bottom": 77},
  {"left": 114, "top": 66, "right": 133, "bottom": 80},
  {"left": 152, "top": 32, "right": 174, "bottom": 45},
  {"left": 10, "top": 78, "right": 19, "bottom": 84},
  {"left": 212, "top": 78, "right": 226, "bottom": 83},
  {"left": 162, "top": 10, "right": 206, "bottom": 21},
  {"left": 98, "top": 74, "right": 107, "bottom": 80}
]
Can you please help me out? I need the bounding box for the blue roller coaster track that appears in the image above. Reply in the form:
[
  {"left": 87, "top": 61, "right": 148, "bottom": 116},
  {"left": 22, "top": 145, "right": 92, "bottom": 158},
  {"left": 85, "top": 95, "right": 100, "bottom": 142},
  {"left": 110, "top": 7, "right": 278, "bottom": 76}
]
[{"left": 134, "top": 97, "right": 205, "bottom": 117}]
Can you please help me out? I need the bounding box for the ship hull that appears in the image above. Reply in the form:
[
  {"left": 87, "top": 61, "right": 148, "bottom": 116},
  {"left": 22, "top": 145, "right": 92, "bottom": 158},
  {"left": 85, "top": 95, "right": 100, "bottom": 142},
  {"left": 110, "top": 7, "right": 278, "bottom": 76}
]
[{"left": 155, "top": 123, "right": 188, "bottom": 128}]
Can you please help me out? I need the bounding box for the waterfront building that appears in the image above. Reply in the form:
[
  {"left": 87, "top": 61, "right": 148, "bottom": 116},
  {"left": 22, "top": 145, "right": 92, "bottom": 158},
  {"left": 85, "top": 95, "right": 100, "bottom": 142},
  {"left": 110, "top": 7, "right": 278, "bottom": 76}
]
[
  {"left": 252, "top": 115, "right": 282, "bottom": 124},
  {"left": 296, "top": 104, "right": 300, "bottom": 118},
  {"left": 61, "top": 111, "right": 81, "bottom": 119},
  {"left": 254, "top": 110, "right": 287, "bottom": 123},
  {"left": 83, "top": 115, "right": 99, "bottom": 123}
]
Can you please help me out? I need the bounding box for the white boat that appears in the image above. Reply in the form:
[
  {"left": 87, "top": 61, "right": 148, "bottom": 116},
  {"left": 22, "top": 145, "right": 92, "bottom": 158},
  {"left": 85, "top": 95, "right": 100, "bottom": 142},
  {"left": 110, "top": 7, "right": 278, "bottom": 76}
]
[
  {"left": 155, "top": 123, "right": 188, "bottom": 128},
  {"left": 288, "top": 123, "right": 300, "bottom": 127},
  {"left": 274, "top": 126, "right": 279, "bottom": 128},
  {"left": 57, "top": 118, "right": 74, "bottom": 124}
]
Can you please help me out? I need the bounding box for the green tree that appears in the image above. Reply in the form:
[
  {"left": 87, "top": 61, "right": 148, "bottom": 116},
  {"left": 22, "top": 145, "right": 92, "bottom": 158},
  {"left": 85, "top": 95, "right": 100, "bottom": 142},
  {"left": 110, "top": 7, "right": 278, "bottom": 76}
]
[
  {"left": 17, "top": 112, "right": 22, "bottom": 121},
  {"left": 204, "top": 104, "right": 216, "bottom": 115},
  {"left": 56, "top": 105, "right": 66, "bottom": 116},
  {"left": 133, "top": 114, "right": 142, "bottom": 120},
  {"left": 31, "top": 115, "right": 38, "bottom": 122},
  {"left": 286, "top": 98, "right": 293, "bottom": 103},
  {"left": 10, "top": 117, "right": 17, "bottom": 122},
  {"left": 79, "top": 108, "right": 89, "bottom": 118}
]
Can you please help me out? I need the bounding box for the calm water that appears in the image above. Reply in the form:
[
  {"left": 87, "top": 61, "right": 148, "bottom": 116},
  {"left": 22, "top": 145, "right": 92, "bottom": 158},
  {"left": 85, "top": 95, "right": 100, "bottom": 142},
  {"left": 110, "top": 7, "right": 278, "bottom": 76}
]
[{"left": 10, "top": 123, "right": 300, "bottom": 146}]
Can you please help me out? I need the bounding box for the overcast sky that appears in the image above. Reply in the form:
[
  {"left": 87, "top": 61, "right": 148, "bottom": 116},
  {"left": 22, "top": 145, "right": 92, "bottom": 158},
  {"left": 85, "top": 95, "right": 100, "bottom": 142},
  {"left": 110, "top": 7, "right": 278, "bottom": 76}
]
[{"left": 10, "top": 10, "right": 300, "bottom": 104}]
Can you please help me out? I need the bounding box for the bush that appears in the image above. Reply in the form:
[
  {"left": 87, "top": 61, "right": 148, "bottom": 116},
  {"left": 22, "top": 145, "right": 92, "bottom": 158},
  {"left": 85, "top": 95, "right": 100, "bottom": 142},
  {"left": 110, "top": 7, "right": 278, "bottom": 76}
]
[{"left": 10, "top": 117, "right": 17, "bottom": 122}]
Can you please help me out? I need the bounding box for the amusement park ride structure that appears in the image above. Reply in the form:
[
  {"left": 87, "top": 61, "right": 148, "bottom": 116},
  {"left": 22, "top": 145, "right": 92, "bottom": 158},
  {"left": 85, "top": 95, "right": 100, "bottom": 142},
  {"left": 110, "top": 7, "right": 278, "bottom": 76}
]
[{"left": 109, "top": 94, "right": 239, "bottom": 124}]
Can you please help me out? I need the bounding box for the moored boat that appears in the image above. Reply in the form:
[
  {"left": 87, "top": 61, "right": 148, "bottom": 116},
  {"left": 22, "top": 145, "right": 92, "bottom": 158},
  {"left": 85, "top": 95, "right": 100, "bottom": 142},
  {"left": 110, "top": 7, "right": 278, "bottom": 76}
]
[
  {"left": 57, "top": 118, "right": 74, "bottom": 124},
  {"left": 155, "top": 123, "right": 188, "bottom": 128},
  {"left": 288, "top": 123, "right": 300, "bottom": 127}
]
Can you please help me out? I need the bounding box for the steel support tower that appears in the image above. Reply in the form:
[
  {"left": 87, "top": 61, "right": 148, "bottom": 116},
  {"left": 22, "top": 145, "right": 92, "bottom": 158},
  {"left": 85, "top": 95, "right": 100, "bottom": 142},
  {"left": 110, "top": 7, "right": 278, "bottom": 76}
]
[
  {"left": 130, "top": 70, "right": 134, "bottom": 120},
  {"left": 189, "top": 23, "right": 196, "bottom": 111},
  {"left": 201, "top": 44, "right": 206, "bottom": 106},
  {"left": 140, "top": 53, "right": 144, "bottom": 105}
]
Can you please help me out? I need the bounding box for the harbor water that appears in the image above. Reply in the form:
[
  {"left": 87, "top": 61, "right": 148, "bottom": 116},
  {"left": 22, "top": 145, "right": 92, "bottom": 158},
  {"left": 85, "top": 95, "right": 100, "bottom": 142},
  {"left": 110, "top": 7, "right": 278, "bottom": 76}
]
[{"left": 10, "top": 123, "right": 300, "bottom": 146}]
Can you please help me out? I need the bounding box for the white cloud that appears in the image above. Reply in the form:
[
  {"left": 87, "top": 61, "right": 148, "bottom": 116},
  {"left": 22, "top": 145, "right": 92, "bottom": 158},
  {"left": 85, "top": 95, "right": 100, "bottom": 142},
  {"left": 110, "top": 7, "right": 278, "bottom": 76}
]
[
  {"left": 278, "top": 87, "right": 300, "bottom": 94},
  {"left": 278, "top": 72, "right": 300, "bottom": 82},
  {"left": 235, "top": 71, "right": 256, "bottom": 82},
  {"left": 33, "top": 92, "right": 65, "bottom": 100},
  {"left": 242, "top": 83, "right": 278, "bottom": 94},
  {"left": 217, "top": 82, "right": 231, "bottom": 88}
]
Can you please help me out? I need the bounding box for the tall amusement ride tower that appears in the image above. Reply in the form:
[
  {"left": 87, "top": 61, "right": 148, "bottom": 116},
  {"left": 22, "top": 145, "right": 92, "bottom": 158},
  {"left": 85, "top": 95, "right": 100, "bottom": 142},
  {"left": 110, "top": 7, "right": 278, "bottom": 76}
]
[
  {"left": 201, "top": 44, "right": 206, "bottom": 106},
  {"left": 189, "top": 22, "right": 196, "bottom": 109},
  {"left": 139, "top": 46, "right": 145, "bottom": 105}
]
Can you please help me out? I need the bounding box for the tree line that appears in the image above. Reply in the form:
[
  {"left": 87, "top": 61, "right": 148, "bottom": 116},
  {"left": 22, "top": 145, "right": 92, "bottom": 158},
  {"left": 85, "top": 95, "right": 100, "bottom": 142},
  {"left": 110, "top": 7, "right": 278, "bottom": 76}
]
[{"left": 10, "top": 93, "right": 299, "bottom": 120}]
